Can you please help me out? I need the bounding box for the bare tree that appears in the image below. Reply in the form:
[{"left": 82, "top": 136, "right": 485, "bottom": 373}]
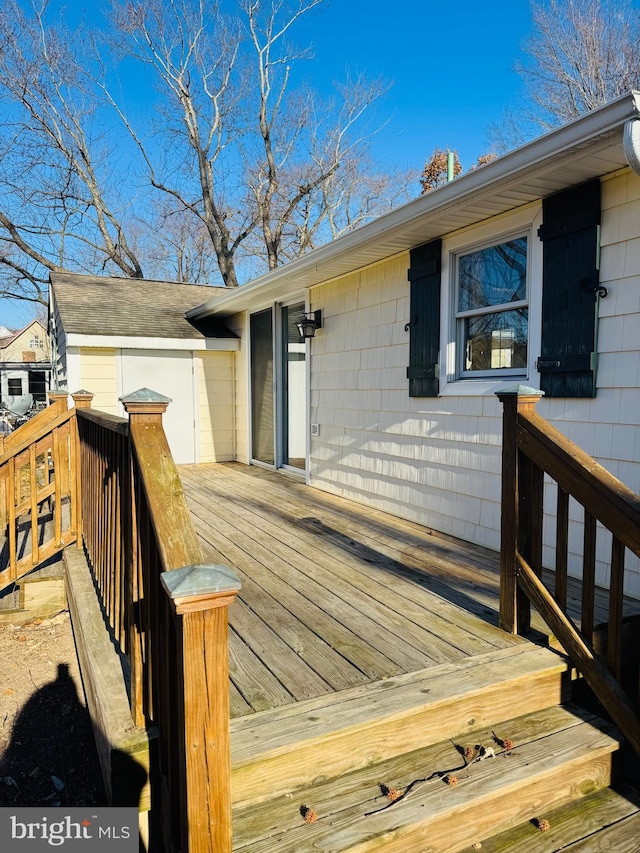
[
  {"left": 0, "top": 0, "right": 407, "bottom": 305},
  {"left": 143, "top": 203, "right": 223, "bottom": 284},
  {"left": 490, "top": 0, "right": 640, "bottom": 148},
  {"left": 109, "top": 0, "right": 394, "bottom": 286},
  {"left": 0, "top": 1, "right": 144, "bottom": 305}
]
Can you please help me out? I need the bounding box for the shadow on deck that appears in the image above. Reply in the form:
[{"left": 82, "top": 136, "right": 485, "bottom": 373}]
[{"left": 178, "top": 462, "right": 640, "bottom": 720}]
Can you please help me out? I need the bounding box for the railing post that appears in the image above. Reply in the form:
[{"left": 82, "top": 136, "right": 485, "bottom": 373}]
[
  {"left": 70, "top": 391, "right": 94, "bottom": 549},
  {"left": 47, "top": 389, "right": 68, "bottom": 415},
  {"left": 496, "top": 385, "right": 544, "bottom": 634},
  {"left": 0, "top": 434, "right": 5, "bottom": 534},
  {"left": 71, "top": 390, "right": 94, "bottom": 410},
  {"left": 121, "top": 390, "right": 172, "bottom": 731},
  {"left": 48, "top": 391, "right": 72, "bottom": 528},
  {"left": 122, "top": 387, "right": 171, "bottom": 425},
  {"left": 161, "top": 564, "right": 241, "bottom": 853}
]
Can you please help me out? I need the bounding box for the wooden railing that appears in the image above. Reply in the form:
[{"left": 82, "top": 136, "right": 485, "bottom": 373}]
[
  {"left": 498, "top": 387, "right": 640, "bottom": 757},
  {"left": 75, "top": 389, "right": 240, "bottom": 853},
  {"left": 0, "top": 386, "right": 240, "bottom": 850},
  {"left": 0, "top": 391, "right": 78, "bottom": 590}
]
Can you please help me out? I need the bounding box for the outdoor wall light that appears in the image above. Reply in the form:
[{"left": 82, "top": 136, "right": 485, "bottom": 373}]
[{"left": 297, "top": 310, "right": 322, "bottom": 339}]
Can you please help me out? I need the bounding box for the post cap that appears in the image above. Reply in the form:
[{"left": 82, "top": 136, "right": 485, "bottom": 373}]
[
  {"left": 119, "top": 388, "right": 172, "bottom": 405},
  {"left": 495, "top": 385, "right": 544, "bottom": 398},
  {"left": 71, "top": 389, "right": 94, "bottom": 408},
  {"left": 161, "top": 564, "right": 241, "bottom": 613}
]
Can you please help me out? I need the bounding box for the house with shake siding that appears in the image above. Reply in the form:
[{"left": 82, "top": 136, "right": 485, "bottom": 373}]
[{"left": 51, "top": 91, "right": 640, "bottom": 597}]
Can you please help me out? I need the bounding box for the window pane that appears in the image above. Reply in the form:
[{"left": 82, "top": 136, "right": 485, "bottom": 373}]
[
  {"left": 463, "top": 309, "right": 528, "bottom": 372},
  {"left": 458, "top": 237, "right": 527, "bottom": 312},
  {"left": 282, "top": 303, "right": 306, "bottom": 470}
]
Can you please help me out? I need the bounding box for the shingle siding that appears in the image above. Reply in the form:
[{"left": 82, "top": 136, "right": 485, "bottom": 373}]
[{"left": 309, "top": 170, "right": 640, "bottom": 597}]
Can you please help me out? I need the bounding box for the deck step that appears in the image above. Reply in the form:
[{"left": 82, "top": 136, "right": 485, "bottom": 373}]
[
  {"left": 232, "top": 704, "right": 622, "bottom": 853},
  {"left": 231, "top": 644, "right": 569, "bottom": 807},
  {"left": 458, "top": 782, "right": 640, "bottom": 852}
]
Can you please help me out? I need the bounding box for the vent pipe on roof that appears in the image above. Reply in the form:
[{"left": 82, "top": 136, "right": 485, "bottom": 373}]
[
  {"left": 447, "top": 150, "right": 455, "bottom": 182},
  {"left": 623, "top": 118, "right": 640, "bottom": 175}
]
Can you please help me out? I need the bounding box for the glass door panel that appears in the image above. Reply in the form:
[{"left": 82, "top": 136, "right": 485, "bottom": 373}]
[
  {"left": 281, "top": 303, "right": 306, "bottom": 470},
  {"left": 250, "top": 308, "right": 274, "bottom": 464}
]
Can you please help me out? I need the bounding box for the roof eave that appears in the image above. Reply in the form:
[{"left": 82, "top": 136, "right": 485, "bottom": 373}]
[{"left": 188, "top": 90, "right": 640, "bottom": 320}]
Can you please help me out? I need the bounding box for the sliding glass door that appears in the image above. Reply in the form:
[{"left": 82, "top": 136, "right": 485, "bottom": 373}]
[
  {"left": 250, "top": 302, "right": 307, "bottom": 471},
  {"left": 250, "top": 308, "right": 274, "bottom": 464},
  {"left": 281, "top": 303, "right": 306, "bottom": 470}
]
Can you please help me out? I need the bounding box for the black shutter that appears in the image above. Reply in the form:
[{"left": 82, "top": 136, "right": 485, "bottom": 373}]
[
  {"left": 407, "top": 238, "right": 442, "bottom": 397},
  {"left": 537, "top": 180, "right": 601, "bottom": 398}
]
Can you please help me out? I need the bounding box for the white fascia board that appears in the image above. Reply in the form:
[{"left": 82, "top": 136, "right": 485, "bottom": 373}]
[
  {"left": 66, "top": 334, "right": 240, "bottom": 352},
  {"left": 188, "top": 90, "right": 640, "bottom": 321}
]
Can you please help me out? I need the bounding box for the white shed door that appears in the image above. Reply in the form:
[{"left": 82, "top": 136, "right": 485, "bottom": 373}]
[{"left": 120, "top": 350, "right": 196, "bottom": 464}]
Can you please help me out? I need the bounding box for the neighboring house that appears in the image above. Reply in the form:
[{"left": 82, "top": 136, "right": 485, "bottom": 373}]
[
  {"left": 49, "top": 275, "right": 239, "bottom": 464},
  {"left": 50, "top": 91, "right": 640, "bottom": 595},
  {"left": 0, "top": 318, "right": 51, "bottom": 406}
]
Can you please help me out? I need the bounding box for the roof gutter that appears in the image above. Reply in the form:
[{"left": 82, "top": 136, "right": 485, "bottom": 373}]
[{"left": 188, "top": 90, "right": 640, "bottom": 320}]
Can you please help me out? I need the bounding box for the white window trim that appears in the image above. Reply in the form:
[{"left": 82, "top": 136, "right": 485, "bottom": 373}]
[{"left": 439, "top": 204, "right": 543, "bottom": 397}]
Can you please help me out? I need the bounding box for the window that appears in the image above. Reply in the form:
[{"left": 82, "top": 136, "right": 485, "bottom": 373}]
[
  {"left": 7, "top": 378, "right": 23, "bottom": 396},
  {"left": 28, "top": 370, "right": 47, "bottom": 402},
  {"left": 455, "top": 236, "right": 528, "bottom": 378},
  {"left": 29, "top": 337, "right": 43, "bottom": 349}
]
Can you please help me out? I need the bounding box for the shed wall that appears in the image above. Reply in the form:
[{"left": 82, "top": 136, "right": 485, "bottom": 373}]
[
  {"left": 197, "top": 351, "right": 236, "bottom": 462},
  {"left": 79, "top": 348, "right": 119, "bottom": 415}
]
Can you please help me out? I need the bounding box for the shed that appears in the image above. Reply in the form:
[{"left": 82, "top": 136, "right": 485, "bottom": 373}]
[{"left": 49, "top": 273, "right": 239, "bottom": 464}]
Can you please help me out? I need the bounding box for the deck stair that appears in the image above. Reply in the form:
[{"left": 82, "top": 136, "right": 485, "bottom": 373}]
[{"left": 231, "top": 644, "right": 634, "bottom": 852}]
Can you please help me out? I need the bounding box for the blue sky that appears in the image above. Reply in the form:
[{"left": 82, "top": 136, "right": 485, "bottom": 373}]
[
  {"left": 292, "top": 0, "right": 534, "bottom": 170},
  {"left": 4, "top": 0, "right": 535, "bottom": 328}
]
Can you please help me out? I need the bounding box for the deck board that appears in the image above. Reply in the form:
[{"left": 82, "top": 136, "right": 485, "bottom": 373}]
[
  {"left": 179, "top": 463, "right": 640, "bottom": 719},
  {"left": 180, "top": 463, "right": 526, "bottom": 718},
  {"left": 185, "top": 471, "right": 504, "bottom": 662}
]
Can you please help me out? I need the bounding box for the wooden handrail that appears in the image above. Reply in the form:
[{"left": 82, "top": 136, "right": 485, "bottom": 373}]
[
  {"left": 516, "top": 551, "right": 640, "bottom": 756},
  {"left": 128, "top": 419, "right": 201, "bottom": 571},
  {"left": 517, "top": 410, "right": 640, "bottom": 556},
  {"left": 498, "top": 386, "right": 640, "bottom": 758},
  {"left": 0, "top": 407, "right": 75, "bottom": 466},
  {"left": 76, "top": 389, "right": 239, "bottom": 853}
]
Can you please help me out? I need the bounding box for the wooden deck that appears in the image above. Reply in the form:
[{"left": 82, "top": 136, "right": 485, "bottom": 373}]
[{"left": 178, "top": 462, "right": 633, "bottom": 721}]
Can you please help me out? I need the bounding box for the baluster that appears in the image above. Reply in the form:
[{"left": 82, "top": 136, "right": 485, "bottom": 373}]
[
  {"left": 555, "top": 487, "right": 569, "bottom": 609},
  {"left": 29, "top": 442, "right": 38, "bottom": 566},
  {"left": 582, "top": 510, "right": 597, "bottom": 644},
  {"left": 518, "top": 451, "right": 544, "bottom": 634},
  {"left": 7, "top": 456, "right": 16, "bottom": 581},
  {"left": 71, "top": 390, "right": 93, "bottom": 547},
  {"left": 128, "top": 454, "right": 145, "bottom": 728},
  {"left": 608, "top": 536, "right": 625, "bottom": 681}
]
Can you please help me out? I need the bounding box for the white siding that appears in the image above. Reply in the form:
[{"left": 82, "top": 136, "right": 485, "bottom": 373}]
[
  {"left": 308, "top": 171, "right": 640, "bottom": 597},
  {"left": 197, "top": 351, "right": 235, "bottom": 462},
  {"left": 80, "top": 348, "right": 119, "bottom": 415},
  {"left": 228, "top": 312, "right": 248, "bottom": 463}
]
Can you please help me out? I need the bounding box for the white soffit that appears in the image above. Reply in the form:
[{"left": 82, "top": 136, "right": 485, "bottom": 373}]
[{"left": 189, "top": 91, "right": 640, "bottom": 319}]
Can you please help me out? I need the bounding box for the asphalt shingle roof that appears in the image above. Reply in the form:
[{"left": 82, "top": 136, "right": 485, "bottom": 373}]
[{"left": 50, "top": 272, "right": 235, "bottom": 340}]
